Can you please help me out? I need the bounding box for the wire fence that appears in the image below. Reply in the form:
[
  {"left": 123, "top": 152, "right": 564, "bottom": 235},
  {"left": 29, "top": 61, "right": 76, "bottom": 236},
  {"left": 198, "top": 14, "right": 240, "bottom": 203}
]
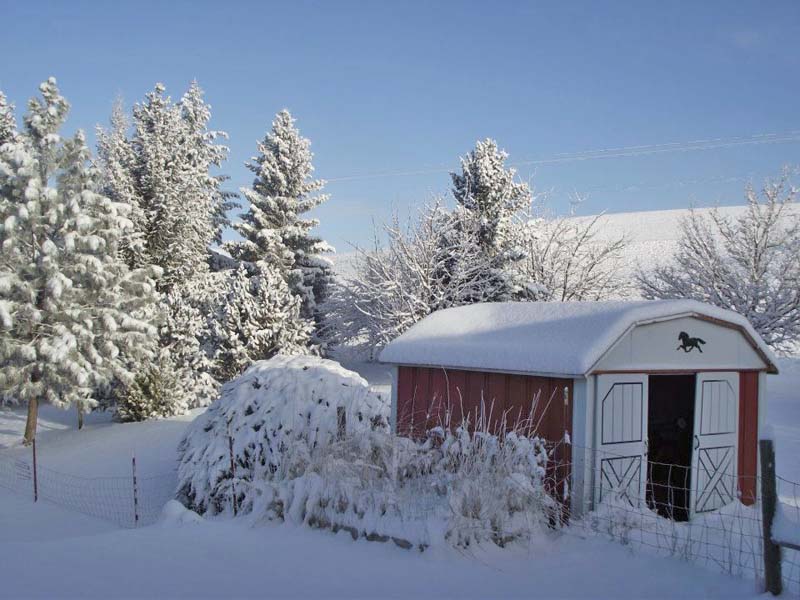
[
  {"left": 0, "top": 443, "right": 176, "bottom": 528},
  {"left": 548, "top": 441, "right": 800, "bottom": 596},
  {"left": 0, "top": 434, "right": 798, "bottom": 595}
]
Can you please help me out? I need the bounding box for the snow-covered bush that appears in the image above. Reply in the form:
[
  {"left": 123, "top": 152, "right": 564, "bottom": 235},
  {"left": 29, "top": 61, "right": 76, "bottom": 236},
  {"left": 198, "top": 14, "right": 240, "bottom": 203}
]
[
  {"left": 177, "top": 357, "right": 555, "bottom": 548},
  {"left": 177, "top": 355, "right": 389, "bottom": 514}
]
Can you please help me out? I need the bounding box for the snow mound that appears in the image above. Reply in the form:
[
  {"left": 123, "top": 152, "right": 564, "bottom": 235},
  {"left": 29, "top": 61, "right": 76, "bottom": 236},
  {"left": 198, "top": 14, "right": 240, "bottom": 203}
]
[
  {"left": 177, "top": 355, "right": 389, "bottom": 514},
  {"left": 159, "top": 500, "right": 204, "bottom": 526},
  {"left": 379, "top": 299, "right": 777, "bottom": 376}
]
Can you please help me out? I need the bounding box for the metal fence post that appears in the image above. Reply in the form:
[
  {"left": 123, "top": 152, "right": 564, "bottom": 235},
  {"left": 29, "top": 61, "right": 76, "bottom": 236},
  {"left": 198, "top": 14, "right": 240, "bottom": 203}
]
[
  {"left": 228, "top": 435, "right": 237, "bottom": 516},
  {"left": 132, "top": 455, "right": 139, "bottom": 528},
  {"left": 337, "top": 407, "right": 347, "bottom": 441},
  {"left": 759, "top": 439, "right": 782, "bottom": 595},
  {"left": 32, "top": 438, "right": 38, "bottom": 503}
]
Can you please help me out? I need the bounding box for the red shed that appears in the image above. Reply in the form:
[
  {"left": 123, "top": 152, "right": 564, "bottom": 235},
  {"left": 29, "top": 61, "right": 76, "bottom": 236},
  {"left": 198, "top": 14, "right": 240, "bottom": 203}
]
[{"left": 379, "top": 300, "right": 778, "bottom": 521}]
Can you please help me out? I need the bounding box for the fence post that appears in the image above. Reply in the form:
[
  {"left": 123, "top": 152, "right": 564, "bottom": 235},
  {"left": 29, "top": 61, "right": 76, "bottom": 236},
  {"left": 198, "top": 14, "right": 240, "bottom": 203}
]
[
  {"left": 32, "top": 438, "right": 38, "bottom": 503},
  {"left": 759, "top": 439, "right": 782, "bottom": 595},
  {"left": 337, "top": 407, "right": 347, "bottom": 441},
  {"left": 132, "top": 455, "right": 139, "bottom": 528},
  {"left": 228, "top": 435, "right": 237, "bottom": 517}
]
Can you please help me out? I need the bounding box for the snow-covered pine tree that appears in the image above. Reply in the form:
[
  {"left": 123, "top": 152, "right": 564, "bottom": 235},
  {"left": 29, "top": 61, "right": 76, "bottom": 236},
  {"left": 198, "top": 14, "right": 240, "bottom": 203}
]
[
  {"left": 212, "top": 263, "right": 313, "bottom": 381},
  {"left": 0, "top": 91, "right": 17, "bottom": 147},
  {"left": 97, "top": 82, "right": 236, "bottom": 412},
  {"left": 450, "top": 139, "right": 531, "bottom": 300},
  {"left": 116, "top": 353, "right": 186, "bottom": 422},
  {"left": 96, "top": 98, "right": 147, "bottom": 269},
  {"left": 179, "top": 81, "right": 237, "bottom": 245},
  {"left": 0, "top": 78, "right": 161, "bottom": 442},
  {"left": 160, "top": 277, "right": 220, "bottom": 406},
  {"left": 131, "top": 83, "right": 213, "bottom": 290},
  {"left": 100, "top": 82, "right": 234, "bottom": 286},
  {"left": 230, "top": 110, "right": 333, "bottom": 328}
]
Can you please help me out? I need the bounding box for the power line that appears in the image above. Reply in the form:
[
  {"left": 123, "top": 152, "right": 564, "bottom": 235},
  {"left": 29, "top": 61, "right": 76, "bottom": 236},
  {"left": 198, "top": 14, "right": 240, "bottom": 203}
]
[{"left": 324, "top": 130, "right": 800, "bottom": 184}]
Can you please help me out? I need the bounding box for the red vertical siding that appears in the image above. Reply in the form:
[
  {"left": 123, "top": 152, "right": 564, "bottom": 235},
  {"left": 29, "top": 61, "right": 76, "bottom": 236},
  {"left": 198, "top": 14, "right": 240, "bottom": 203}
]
[
  {"left": 395, "top": 365, "right": 574, "bottom": 517},
  {"left": 486, "top": 372, "right": 508, "bottom": 430},
  {"left": 396, "top": 367, "right": 414, "bottom": 435},
  {"left": 428, "top": 369, "right": 449, "bottom": 431},
  {"left": 466, "top": 370, "right": 487, "bottom": 428},
  {"left": 395, "top": 366, "right": 572, "bottom": 446},
  {"left": 506, "top": 374, "right": 530, "bottom": 431},
  {"left": 738, "top": 372, "right": 759, "bottom": 505},
  {"left": 446, "top": 368, "right": 468, "bottom": 429}
]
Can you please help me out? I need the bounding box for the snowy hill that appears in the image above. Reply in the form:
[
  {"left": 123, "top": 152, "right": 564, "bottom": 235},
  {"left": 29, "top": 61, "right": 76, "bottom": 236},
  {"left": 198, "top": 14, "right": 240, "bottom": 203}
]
[
  {"left": 331, "top": 205, "right": 800, "bottom": 294},
  {"left": 570, "top": 205, "right": 792, "bottom": 285}
]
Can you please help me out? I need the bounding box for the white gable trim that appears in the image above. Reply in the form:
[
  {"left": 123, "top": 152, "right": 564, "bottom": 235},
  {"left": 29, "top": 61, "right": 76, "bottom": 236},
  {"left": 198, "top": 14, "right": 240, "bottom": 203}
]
[{"left": 586, "top": 312, "right": 777, "bottom": 375}]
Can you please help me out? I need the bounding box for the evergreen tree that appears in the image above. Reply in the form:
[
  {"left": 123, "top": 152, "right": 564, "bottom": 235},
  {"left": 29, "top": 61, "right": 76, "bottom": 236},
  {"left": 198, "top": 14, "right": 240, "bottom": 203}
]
[
  {"left": 0, "top": 91, "right": 17, "bottom": 146},
  {"left": 131, "top": 84, "right": 211, "bottom": 289},
  {"left": 179, "top": 81, "right": 237, "bottom": 245},
  {"left": 96, "top": 99, "right": 147, "bottom": 269},
  {"left": 231, "top": 110, "right": 333, "bottom": 327},
  {"left": 450, "top": 139, "right": 532, "bottom": 300},
  {"left": 451, "top": 138, "right": 530, "bottom": 258},
  {"left": 212, "top": 263, "right": 313, "bottom": 381},
  {"left": 116, "top": 354, "right": 187, "bottom": 422},
  {"left": 0, "top": 79, "right": 160, "bottom": 442},
  {"left": 95, "top": 82, "right": 236, "bottom": 410},
  {"left": 161, "top": 277, "right": 220, "bottom": 406}
]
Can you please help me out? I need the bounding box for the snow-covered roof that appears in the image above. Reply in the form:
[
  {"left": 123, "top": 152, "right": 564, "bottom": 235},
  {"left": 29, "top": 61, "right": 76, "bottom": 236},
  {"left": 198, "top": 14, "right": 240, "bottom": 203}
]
[{"left": 379, "top": 300, "right": 778, "bottom": 376}]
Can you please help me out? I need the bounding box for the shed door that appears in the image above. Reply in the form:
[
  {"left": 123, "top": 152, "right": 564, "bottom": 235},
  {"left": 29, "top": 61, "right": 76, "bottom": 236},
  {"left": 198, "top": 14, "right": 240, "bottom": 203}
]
[
  {"left": 690, "top": 372, "right": 739, "bottom": 516},
  {"left": 594, "top": 374, "right": 648, "bottom": 508}
]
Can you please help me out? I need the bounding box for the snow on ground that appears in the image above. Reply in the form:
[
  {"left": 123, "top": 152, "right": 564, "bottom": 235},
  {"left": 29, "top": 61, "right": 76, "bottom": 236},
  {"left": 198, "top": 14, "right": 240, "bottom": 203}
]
[
  {"left": 0, "top": 356, "right": 797, "bottom": 598},
  {"left": 0, "top": 404, "right": 201, "bottom": 477},
  {"left": 768, "top": 357, "right": 800, "bottom": 484},
  {"left": 0, "top": 506, "right": 759, "bottom": 599}
]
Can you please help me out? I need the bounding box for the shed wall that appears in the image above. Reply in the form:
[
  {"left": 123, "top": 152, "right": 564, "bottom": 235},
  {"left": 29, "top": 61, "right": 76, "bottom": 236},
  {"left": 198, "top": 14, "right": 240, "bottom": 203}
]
[
  {"left": 396, "top": 366, "right": 574, "bottom": 513},
  {"left": 396, "top": 366, "right": 573, "bottom": 443}
]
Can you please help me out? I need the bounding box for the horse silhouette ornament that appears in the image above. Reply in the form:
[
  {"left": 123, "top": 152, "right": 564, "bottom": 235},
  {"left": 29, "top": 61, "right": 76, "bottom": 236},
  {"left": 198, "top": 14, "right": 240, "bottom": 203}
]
[{"left": 677, "top": 331, "right": 705, "bottom": 353}]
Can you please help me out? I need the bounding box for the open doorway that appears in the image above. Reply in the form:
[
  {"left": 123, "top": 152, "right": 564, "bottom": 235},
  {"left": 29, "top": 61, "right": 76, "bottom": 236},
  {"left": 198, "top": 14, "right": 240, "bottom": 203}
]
[{"left": 647, "top": 374, "right": 695, "bottom": 521}]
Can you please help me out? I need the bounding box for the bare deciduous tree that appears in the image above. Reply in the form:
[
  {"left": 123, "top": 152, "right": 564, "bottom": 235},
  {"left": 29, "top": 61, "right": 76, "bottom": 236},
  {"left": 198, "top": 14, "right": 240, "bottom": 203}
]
[
  {"left": 327, "top": 201, "right": 498, "bottom": 357},
  {"left": 638, "top": 171, "right": 800, "bottom": 352},
  {"left": 518, "top": 210, "right": 628, "bottom": 301}
]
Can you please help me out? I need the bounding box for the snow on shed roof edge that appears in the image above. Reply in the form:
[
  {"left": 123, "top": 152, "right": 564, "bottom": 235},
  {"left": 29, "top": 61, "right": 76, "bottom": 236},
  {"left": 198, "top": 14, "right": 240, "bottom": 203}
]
[{"left": 378, "top": 300, "right": 778, "bottom": 376}]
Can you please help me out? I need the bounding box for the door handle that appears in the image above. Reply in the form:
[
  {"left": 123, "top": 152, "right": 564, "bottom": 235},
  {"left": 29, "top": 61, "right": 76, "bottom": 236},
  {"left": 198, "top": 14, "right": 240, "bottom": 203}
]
[{"left": 693, "top": 435, "right": 700, "bottom": 450}]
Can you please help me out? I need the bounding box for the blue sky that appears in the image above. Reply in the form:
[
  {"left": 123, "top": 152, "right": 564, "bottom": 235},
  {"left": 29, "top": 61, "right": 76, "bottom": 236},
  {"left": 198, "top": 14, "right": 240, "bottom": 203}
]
[{"left": 1, "top": 0, "right": 799, "bottom": 249}]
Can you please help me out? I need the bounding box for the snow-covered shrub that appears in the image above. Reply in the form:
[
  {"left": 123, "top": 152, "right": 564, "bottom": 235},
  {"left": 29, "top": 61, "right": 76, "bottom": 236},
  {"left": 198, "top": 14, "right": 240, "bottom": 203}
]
[
  {"left": 177, "top": 355, "right": 389, "bottom": 514},
  {"left": 177, "top": 358, "right": 555, "bottom": 549},
  {"left": 244, "top": 426, "right": 553, "bottom": 549}
]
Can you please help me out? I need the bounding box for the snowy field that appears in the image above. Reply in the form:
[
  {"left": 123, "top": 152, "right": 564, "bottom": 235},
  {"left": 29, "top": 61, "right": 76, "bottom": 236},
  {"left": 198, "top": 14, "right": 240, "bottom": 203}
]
[
  {"left": 331, "top": 204, "right": 800, "bottom": 297},
  {"left": 0, "top": 358, "right": 797, "bottom": 599}
]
